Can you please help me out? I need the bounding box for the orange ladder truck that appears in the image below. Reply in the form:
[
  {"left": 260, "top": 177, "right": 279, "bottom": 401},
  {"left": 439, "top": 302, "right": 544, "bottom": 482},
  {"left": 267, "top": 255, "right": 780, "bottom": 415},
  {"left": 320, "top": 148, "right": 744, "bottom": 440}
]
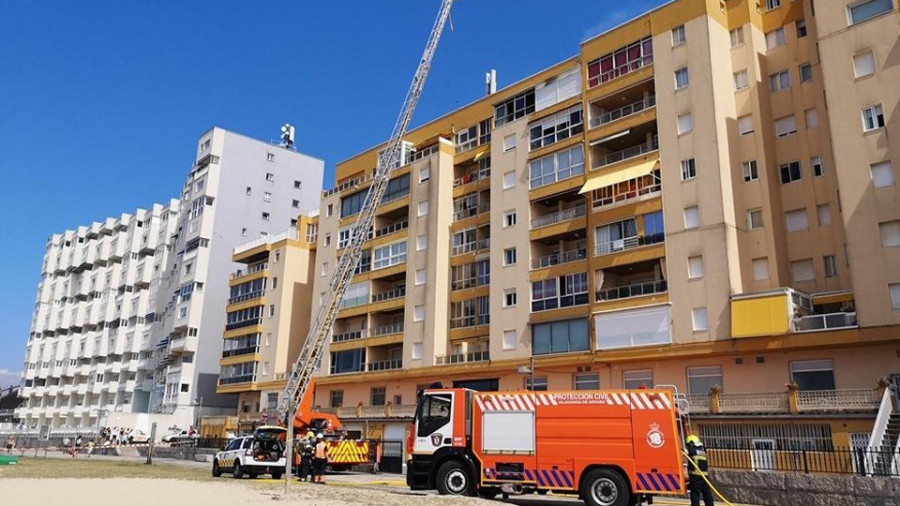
[{"left": 407, "top": 387, "right": 686, "bottom": 506}]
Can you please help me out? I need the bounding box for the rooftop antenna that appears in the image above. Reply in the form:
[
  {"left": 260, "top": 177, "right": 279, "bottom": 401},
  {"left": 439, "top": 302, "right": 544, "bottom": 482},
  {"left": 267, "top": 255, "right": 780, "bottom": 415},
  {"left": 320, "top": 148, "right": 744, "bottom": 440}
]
[
  {"left": 280, "top": 123, "right": 295, "bottom": 149},
  {"left": 485, "top": 69, "right": 497, "bottom": 95}
]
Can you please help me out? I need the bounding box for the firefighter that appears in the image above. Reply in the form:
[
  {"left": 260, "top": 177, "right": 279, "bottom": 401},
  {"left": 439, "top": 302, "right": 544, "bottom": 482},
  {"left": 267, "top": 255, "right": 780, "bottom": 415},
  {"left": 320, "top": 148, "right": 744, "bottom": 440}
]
[
  {"left": 685, "top": 434, "right": 714, "bottom": 506},
  {"left": 298, "top": 433, "right": 315, "bottom": 481}
]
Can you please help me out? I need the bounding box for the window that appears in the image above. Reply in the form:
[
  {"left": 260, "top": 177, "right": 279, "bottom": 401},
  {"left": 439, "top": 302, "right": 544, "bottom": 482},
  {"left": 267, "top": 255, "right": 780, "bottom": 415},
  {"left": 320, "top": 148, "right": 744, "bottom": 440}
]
[
  {"left": 268, "top": 304, "right": 275, "bottom": 317},
  {"left": 503, "top": 171, "right": 516, "bottom": 189},
  {"left": 503, "top": 289, "right": 517, "bottom": 308},
  {"left": 330, "top": 349, "right": 364, "bottom": 374},
  {"left": 769, "top": 70, "right": 791, "bottom": 92},
  {"left": 733, "top": 69, "right": 749, "bottom": 90},
  {"left": 805, "top": 109, "right": 819, "bottom": 130},
  {"left": 494, "top": 89, "right": 535, "bottom": 126},
  {"left": 382, "top": 174, "right": 410, "bottom": 202},
  {"left": 261, "top": 212, "right": 270, "bottom": 221},
  {"left": 263, "top": 191, "right": 272, "bottom": 202},
  {"left": 532, "top": 318, "right": 589, "bottom": 355},
  {"left": 775, "top": 115, "right": 798, "bottom": 137},
  {"left": 853, "top": 50, "right": 876, "bottom": 78},
  {"left": 817, "top": 204, "right": 832, "bottom": 226},
  {"left": 688, "top": 366, "right": 722, "bottom": 394},
  {"left": 503, "top": 330, "right": 517, "bottom": 350},
  {"left": 528, "top": 105, "right": 583, "bottom": 150},
  {"left": 574, "top": 372, "right": 600, "bottom": 390},
  {"left": 266, "top": 152, "right": 275, "bottom": 162},
  {"left": 692, "top": 307, "right": 709, "bottom": 331},
  {"left": 291, "top": 199, "right": 299, "bottom": 208},
  {"left": 265, "top": 172, "right": 274, "bottom": 182},
  {"left": 688, "top": 256, "right": 704, "bottom": 279},
  {"left": 293, "top": 180, "right": 301, "bottom": 189},
  {"left": 330, "top": 390, "right": 344, "bottom": 408},
  {"left": 415, "top": 269, "right": 427, "bottom": 285},
  {"left": 862, "top": 105, "right": 885, "bottom": 131},
  {"left": 373, "top": 241, "right": 407, "bottom": 270},
  {"left": 341, "top": 190, "right": 366, "bottom": 218},
  {"left": 730, "top": 27, "right": 744, "bottom": 47},
  {"left": 529, "top": 145, "right": 585, "bottom": 189},
  {"left": 526, "top": 376, "right": 549, "bottom": 391},
  {"left": 766, "top": 0, "right": 781, "bottom": 10},
  {"left": 780, "top": 161, "right": 802, "bottom": 183},
  {"left": 674, "top": 67, "right": 689, "bottom": 89},
  {"left": 414, "top": 305, "right": 425, "bottom": 322},
  {"left": 743, "top": 160, "right": 759, "bottom": 182},
  {"left": 848, "top": 0, "right": 894, "bottom": 25},
  {"left": 785, "top": 208, "right": 809, "bottom": 232},
  {"left": 411, "top": 342, "right": 423, "bottom": 360},
  {"left": 871, "top": 161, "right": 894, "bottom": 188},
  {"left": 684, "top": 206, "right": 700, "bottom": 229},
  {"left": 672, "top": 25, "right": 686, "bottom": 45},
  {"left": 791, "top": 360, "right": 835, "bottom": 390},
  {"left": 738, "top": 115, "right": 754, "bottom": 135},
  {"left": 535, "top": 67, "right": 581, "bottom": 110},
  {"left": 879, "top": 220, "right": 900, "bottom": 247},
  {"left": 824, "top": 255, "right": 838, "bottom": 278},
  {"left": 321, "top": 262, "right": 329, "bottom": 276},
  {"left": 680, "top": 158, "right": 697, "bottom": 181},
  {"left": 586, "top": 36, "right": 653, "bottom": 87},
  {"left": 326, "top": 204, "right": 333, "bottom": 217},
  {"left": 504, "top": 210, "right": 517, "bottom": 228},
  {"left": 324, "top": 233, "right": 331, "bottom": 247},
  {"left": 748, "top": 209, "right": 764, "bottom": 230},
  {"left": 799, "top": 63, "right": 813, "bottom": 83},
  {"left": 419, "top": 166, "right": 431, "bottom": 182},
  {"left": 531, "top": 273, "right": 588, "bottom": 312},
  {"left": 371, "top": 387, "right": 386, "bottom": 406},
  {"left": 417, "top": 200, "right": 429, "bottom": 217},
  {"left": 677, "top": 113, "right": 693, "bottom": 135},
  {"left": 766, "top": 28, "right": 786, "bottom": 50},
  {"left": 891, "top": 283, "right": 900, "bottom": 309},
  {"left": 503, "top": 133, "right": 516, "bottom": 151},
  {"left": 449, "top": 296, "right": 489, "bottom": 328},
  {"left": 796, "top": 19, "right": 807, "bottom": 37},
  {"left": 753, "top": 258, "right": 769, "bottom": 281},
  {"left": 416, "top": 394, "right": 451, "bottom": 437},
  {"left": 624, "top": 370, "right": 654, "bottom": 389},
  {"left": 504, "top": 247, "right": 517, "bottom": 266},
  {"left": 791, "top": 259, "right": 815, "bottom": 282},
  {"left": 415, "top": 235, "right": 427, "bottom": 252}
]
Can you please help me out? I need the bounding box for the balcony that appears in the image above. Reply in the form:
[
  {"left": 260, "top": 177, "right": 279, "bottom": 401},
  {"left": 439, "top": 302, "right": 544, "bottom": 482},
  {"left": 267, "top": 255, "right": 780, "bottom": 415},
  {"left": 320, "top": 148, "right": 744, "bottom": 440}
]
[
  {"left": 367, "top": 359, "right": 402, "bottom": 372},
  {"left": 597, "top": 280, "right": 667, "bottom": 302},
  {"left": 222, "top": 345, "right": 259, "bottom": 358},
  {"left": 374, "top": 219, "right": 408, "bottom": 238},
  {"left": 592, "top": 137, "right": 659, "bottom": 170},
  {"left": 590, "top": 94, "right": 656, "bottom": 129},
  {"left": 451, "top": 238, "right": 490, "bottom": 256},
  {"left": 731, "top": 289, "right": 857, "bottom": 339},
  {"left": 531, "top": 204, "right": 586, "bottom": 229},
  {"left": 686, "top": 389, "right": 882, "bottom": 415},
  {"left": 228, "top": 290, "right": 264, "bottom": 305},
  {"left": 370, "top": 323, "right": 404, "bottom": 337},
  {"left": 795, "top": 312, "right": 858, "bottom": 332},
  {"left": 371, "top": 286, "right": 406, "bottom": 304},
  {"left": 453, "top": 166, "right": 491, "bottom": 188},
  {"left": 532, "top": 248, "right": 587, "bottom": 269},
  {"left": 435, "top": 350, "right": 490, "bottom": 365},
  {"left": 449, "top": 314, "right": 489, "bottom": 330},
  {"left": 332, "top": 330, "right": 365, "bottom": 343},
  {"left": 595, "top": 233, "right": 665, "bottom": 256},
  {"left": 219, "top": 374, "right": 256, "bottom": 386},
  {"left": 586, "top": 37, "right": 653, "bottom": 89},
  {"left": 230, "top": 262, "right": 268, "bottom": 280},
  {"left": 225, "top": 318, "right": 262, "bottom": 331}
]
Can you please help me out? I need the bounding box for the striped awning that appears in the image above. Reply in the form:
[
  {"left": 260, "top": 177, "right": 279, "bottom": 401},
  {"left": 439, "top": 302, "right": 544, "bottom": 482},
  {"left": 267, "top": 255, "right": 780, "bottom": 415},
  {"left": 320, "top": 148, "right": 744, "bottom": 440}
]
[{"left": 579, "top": 159, "right": 659, "bottom": 194}]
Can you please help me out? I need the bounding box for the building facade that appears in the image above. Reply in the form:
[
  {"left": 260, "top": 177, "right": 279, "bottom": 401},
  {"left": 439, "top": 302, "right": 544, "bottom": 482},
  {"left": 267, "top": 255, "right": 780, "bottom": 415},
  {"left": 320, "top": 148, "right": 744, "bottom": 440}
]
[
  {"left": 310, "top": 0, "right": 899, "bottom": 447},
  {"left": 17, "top": 201, "right": 180, "bottom": 431},
  {"left": 215, "top": 214, "right": 318, "bottom": 432},
  {"left": 149, "top": 127, "right": 324, "bottom": 423}
]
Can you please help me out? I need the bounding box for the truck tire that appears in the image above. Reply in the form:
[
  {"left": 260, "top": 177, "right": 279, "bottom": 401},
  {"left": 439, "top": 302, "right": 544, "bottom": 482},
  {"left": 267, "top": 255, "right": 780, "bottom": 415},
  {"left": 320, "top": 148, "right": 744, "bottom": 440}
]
[
  {"left": 233, "top": 462, "right": 244, "bottom": 479},
  {"left": 212, "top": 460, "right": 222, "bottom": 477},
  {"left": 435, "top": 460, "right": 474, "bottom": 496},
  {"left": 581, "top": 468, "right": 629, "bottom": 506}
]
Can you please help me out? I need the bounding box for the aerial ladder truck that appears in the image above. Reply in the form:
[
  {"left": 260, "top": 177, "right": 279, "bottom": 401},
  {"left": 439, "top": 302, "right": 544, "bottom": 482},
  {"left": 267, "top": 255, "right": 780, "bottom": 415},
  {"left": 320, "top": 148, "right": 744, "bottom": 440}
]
[{"left": 276, "top": 0, "right": 457, "bottom": 482}]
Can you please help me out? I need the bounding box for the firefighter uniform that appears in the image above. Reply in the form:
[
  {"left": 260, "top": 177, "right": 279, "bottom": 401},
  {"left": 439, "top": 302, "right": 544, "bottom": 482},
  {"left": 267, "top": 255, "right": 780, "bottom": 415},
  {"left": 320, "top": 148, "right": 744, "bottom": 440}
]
[
  {"left": 299, "top": 433, "right": 315, "bottom": 481},
  {"left": 686, "top": 435, "right": 714, "bottom": 506}
]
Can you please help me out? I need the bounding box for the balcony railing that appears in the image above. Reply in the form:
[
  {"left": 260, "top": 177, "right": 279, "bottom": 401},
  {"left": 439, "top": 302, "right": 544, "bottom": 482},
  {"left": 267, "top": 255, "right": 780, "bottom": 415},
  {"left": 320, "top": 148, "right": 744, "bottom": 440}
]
[
  {"left": 225, "top": 318, "right": 262, "bottom": 331},
  {"left": 222, "top": 346, "right": 260, "bottom": 358},
  {"left": 219, "top": 374, "right": 256, "bottom": 385},
  {"left": 794, "top": 312, "right": 858, "bottom": 332},
  {"left": 596, "top": 279, "right": 667, "bottom": 302},
  {"left": 717, "top": 392, "right": 790, "bottom": 413},
  {"left": 454, "top": 167, "right": 491, "bottom": 188},
  {"left": 595, "top": 233, "right": 665, "bottom": 256},
  {"left": 531, "top": 205, "right": 586, "bottom": 229},
  {"left": 371, "top": 287, "right": 406, "bottom": 304},
  {"left": 686, "top": 389, "right": 882, "bottom": 415},
  {"left": 367, "top": 359, "right": 403, "bottom": 372},
  {"left": 797, "top": 389, "right": 882, "bottom": 412},
  {"left": 228, "top": 290, "right": 264, "bottom": 304},
  {"left": 532, "top": 249, "right": 587, "bottom": 269},
  {"left": 339, "top": 295, "right": 368, "bottom": 310},
  {"left": 453, "top": 204, "right": 490, "bottom": 222},
  {"left": 323, "top": 173, "right": 370, "bottom": 198},
  {"left": 589, "top": 55, "right": 654, "bottom": 87},
  {"left": 332, "top": 330, "right": 365, "bottom": 343},
  {"left": 593, "top": 137, "right": 659, "bottom": 169},
  {"left": 435, "top": 350, "right": 490, "bottom": 365},
  {"left": 450, "top": 277, "right": 490, "bottom": 291},
  {"left": 592, "top": 181, "right": 661, "bottom": 210},
  {"left": 381, "top": 188, "right": 410, "bottom": 205},
  {"left": 231, "top": 262, "right": 268, "bottom": 280},
  {"left": 590, "top": 95, "right": 656, "bottom": 128},
  {"left": 371, "top": 323, "right": 404, "bottom": 337},
  {"left": 451, "top": 238, "right": 490, "bottom": 256},
  {"left": 449, "top": 314, "right": 489, "bottom": 329},
  {"left": 375, "top": 220, "right": 409, "bottom": 238}
]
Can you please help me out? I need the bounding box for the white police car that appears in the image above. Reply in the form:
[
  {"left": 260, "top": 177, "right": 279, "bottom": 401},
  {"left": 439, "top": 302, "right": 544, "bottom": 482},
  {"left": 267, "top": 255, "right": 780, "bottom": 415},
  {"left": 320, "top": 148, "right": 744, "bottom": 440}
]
[{"left": 212, "top": 426, "right": 286, "bottom": 479}]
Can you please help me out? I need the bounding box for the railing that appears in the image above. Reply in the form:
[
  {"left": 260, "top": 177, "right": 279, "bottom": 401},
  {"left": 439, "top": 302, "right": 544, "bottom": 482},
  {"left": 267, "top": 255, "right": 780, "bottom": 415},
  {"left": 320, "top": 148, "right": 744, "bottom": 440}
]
[
  {"left": 231, "top": 262, "right": 268, "bottom": 279},
  {"left": 228, "top": 290, "right": 264, "bottom": 304},
  {"left": 339, "top": 295, "right": 368, "bottom": 310},
  {"left": 531, "top": 205, "right": 586, "bottom": 229},
  {"left": 596, "top": 280, "right": 667, "bottom": 301},
  {"left": 371, "top": 287, "right": 406, "bottom": 304},
  {"left": 375, "top": 220, "right": 409, "bottom": 238},
  {"left": 367, "top": 359, "right": 402, "bottom": 372},
  {"left": 590, "top": 95, "right": 656, "bottom": 128},
  {"left": 455, "top": 138, "right": 478, "bottom": 154},
  {"left": 435, "top": 350, "right": 490, "bottom": 365},
  {"left": 224, "top": 318, "right": 262, "bottom": 331},
  {"left": 592, "top": 182, "right": 661, "bottom": 209},
  {"left": 218, "top": 374, "right": 256, "bottom": 385},
  {"left": 451, "top": 238, "right": 490, "bottom": 256},
  {"left": 381, "top": 188, "right": 410, "bottom": 205},
  {"left": 797, "top": 389, "right": 882, "bottom": 412},
  {"left": 593, "top": 137, "right": 659, "bottom": 169},
  {"left": 532, "top": 248, "right": 588, "bottom": 269},
  {"left": 450, "top": 277, "right": 490, "bottom": 291},
  {"left": 453, "top": 204, "right": 490, "bottom": 221},
  {"left": 795, "top": 312, "right": 858, "bottom": 332},
  {"left": 323, "top": 173, "right": 371, "bottom": 198},
  {"left": 332, "top": 330, "right": 365, "bottom": 343},
  {"left": 222, "top": 345, "right": 259, "bottom": 358},
  {"left": 687, "top": 389, "right": 883, "bottom": 415},
  {"left": 371, "top": 323, "right": 404, "bottom": 337},
  {"left": 705, "top": 444, "right": 900, "bottom": 477},
  {"left": 595, "top": 233, "right": 665, "bottom": 256},
  {"left": 233, "top": 228, "right": 298, "bottom": 256},
  {"left": 453, "top": 167, "right": 491, "bottom": 188},
  {"left": 718, "top": 392, "right": 790, "bottom": 413},
  {"left": 449, "top": 314, "right": 489, "bottom": 329},
  {"left": 589, "top": 55, "right": 654, "bottom": 88}
]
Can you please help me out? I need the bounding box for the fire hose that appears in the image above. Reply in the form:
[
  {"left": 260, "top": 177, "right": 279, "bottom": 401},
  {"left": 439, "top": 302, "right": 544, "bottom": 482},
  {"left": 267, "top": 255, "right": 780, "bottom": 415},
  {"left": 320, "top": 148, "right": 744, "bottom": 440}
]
[{"left": 682, "top": 450, "right": 736, "bottom": 506}]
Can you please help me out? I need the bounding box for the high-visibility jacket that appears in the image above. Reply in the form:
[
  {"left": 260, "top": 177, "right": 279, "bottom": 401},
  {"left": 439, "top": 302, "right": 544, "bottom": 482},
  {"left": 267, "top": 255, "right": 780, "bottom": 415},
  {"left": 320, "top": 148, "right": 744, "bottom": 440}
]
[{"left": 687, "top": 444, "right": 709, "bottom": 477}]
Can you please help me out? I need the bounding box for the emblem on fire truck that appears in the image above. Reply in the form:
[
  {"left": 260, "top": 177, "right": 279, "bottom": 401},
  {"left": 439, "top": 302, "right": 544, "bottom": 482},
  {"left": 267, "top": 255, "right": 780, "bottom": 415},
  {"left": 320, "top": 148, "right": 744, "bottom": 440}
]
[
  {"left": 646, "top": 423, "right": 665, "bottom": 449},
  {"left": 431, "top": 433, "right": 443, "bottom": 446}
]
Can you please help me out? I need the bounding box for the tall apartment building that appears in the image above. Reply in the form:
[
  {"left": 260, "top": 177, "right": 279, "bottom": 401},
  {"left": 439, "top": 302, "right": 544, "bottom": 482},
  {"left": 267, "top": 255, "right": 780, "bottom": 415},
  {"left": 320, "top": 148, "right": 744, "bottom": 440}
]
[
  {"left": 149, "top": 127, "right": 323, "bottom": 423},
  {"left": 215, "top": 214, "right": 318, "bottom": 432},
  {"left": 310, "top": 0, "right": 899, "bottom": 446},
  {"left": 17, "top": 201, "right": 180, "bottom": 431}
]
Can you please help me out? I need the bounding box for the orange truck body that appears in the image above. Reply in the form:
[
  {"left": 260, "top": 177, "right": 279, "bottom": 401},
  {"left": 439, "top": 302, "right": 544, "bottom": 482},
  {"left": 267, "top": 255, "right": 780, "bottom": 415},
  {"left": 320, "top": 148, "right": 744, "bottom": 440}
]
[{"left": 290, "top": 378, "right": 370, "bottom": 468}]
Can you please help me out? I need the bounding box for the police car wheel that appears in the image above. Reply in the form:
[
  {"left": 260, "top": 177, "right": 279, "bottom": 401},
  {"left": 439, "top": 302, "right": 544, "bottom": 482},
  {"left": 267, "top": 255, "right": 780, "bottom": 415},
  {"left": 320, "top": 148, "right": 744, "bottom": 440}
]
[
  {"left": 233, "top": 462, "right": 244, "bottom": 479},
  {"left": 436, "top": 461, "right": 473, "bottom": 496},
  {"left": 212, "top": 460, "right": 222, "bottom": 477},
  {"left": 272, "top": 471, "right": 283, "bottom": 480},
  {"left": 582, "top": 468, "right": 629, "bottom": 506}
]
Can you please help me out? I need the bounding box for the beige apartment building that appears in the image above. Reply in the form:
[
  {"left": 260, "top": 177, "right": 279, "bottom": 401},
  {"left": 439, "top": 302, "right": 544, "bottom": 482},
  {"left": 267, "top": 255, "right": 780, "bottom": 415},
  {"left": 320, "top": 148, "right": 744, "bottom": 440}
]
[
  {"left": 309, "top": 0, "right": 899, "bottom": 448},
  {"left": 215, "top": 215, "right": 318, "bottom": 432}
]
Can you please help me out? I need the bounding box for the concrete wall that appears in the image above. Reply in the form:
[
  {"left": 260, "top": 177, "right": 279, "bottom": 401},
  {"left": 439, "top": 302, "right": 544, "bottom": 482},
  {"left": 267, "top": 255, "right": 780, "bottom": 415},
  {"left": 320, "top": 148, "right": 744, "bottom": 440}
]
[{"left": 710, "top": 469, "right": 900, "bottom": 506}]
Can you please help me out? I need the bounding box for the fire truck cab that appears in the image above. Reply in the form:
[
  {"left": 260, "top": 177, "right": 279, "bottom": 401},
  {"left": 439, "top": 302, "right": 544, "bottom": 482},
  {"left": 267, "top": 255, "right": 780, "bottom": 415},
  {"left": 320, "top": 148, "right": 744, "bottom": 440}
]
[{"left": 407, "top": 387, "right": 685, "bottom": 506}]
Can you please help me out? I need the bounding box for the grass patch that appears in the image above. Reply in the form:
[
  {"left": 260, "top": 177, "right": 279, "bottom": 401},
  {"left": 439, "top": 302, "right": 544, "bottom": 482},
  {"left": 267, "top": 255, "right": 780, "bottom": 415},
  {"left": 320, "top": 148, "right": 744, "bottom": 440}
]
[{"left": 0, "top": 457, "right": 213, "bottom": 481}]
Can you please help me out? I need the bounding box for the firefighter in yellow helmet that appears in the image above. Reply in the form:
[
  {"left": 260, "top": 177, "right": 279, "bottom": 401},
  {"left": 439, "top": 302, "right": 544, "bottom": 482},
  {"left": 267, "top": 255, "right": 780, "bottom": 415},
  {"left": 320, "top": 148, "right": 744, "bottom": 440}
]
[{"left": 685, "top": 435, "right": 714, "bottom": 506}]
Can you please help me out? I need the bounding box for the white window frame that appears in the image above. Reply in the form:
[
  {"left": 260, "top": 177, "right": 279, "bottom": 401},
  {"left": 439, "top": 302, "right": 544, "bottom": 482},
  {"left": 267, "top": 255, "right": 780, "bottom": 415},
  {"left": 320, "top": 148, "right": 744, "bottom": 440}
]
[
  {"left": 791, "top": 259, "right": 815, "bottom": 282},
  {"left": 870, "top": 161, "right": 894, "bottom": 188},
  {"left": 738, "top": 115, "right": 754, "bottom": 135},
  {"left": 677, "top": 113, "right": 693, "bottom": 135},
  {"left": 684, "top": 206, "right": 700, "bottom": 229},
  {"left": 729, "top": 27, "right": 744, "bottom": 48},
  {"left": 775, "top": 115, "right": 798, "bottom": 137},
  {"left": 503, "top": 289, "right": 517, "bottom": 308},
  {"left": 879, "top": 220, "right": 900, "bottom": 248},
  {"left": 691, "top": 307, "right": 709, "bottom": 331},
  {"left": 811, "top": 156, "right": 824, "bottom": 177},
  {"left": 753, "top": 258, "right": 769, "bottom": 281},
  {"left": 847, "top": 0, "right": 894, "bottom": 25},
  {"left": 748, "top": 209, "right": 764, "bottom": 230},
  {"left": 805, "top": 108, "right": 819, "bottom": 130},
  {"left": 824, "top": 255, "right": 838, "bottom": 278},
  {"left": 416, "top": 235, "right": 428, "bottom": 251},
  {"left": 502, "top": 330, "right": 517, "bottom": 351},
  {"left": 503, "top": 210, "right": 517, "bottom": 228},
  {"left": 785, "top": 208, "right": 809, "bottom": 232},
  {"left": 372, "top": 241, "right": 407, "bottom": 270},
  {"left": 688, "top": 256, "right": 704, "bottom": 280},
  {"left": 680, "top": 158, "right": 697, "bottom": 181},
  {"left": 799, "top": 63, "right": 813, "bottom": 83},
  {"left": 674, "top": 67, "right": 689, "bottom": 89},
  {"left": 853, "top": 50, "right": 876, "bottom": 78},
  {"left": 415, "top": 269, "right": 427, "bottom": 285},
  {"left": 417, "top": 200, "right": 429, "bottom": 217},
  {"left": 672, "top": 25, "right": 686, "bottom": 46},
  {"left": 503, "top": 134, "right": 516, "bottom": 151},
  {"left": 862, "top": 104, "right": 885, "bottom": 132},
  {"left": 503, "top": 170, "right": 517, "bottom": 190},
  {"left": 766, "top": 27, "right": 786, "bottom": 50},
  {"left": 743, "top": 160, "right": 759, "bottom": 182},
  {"left": 529, "top": 145, "right": 585, "bottom": 189},
  {"left": 528, "top": 105, "right": 584, "bottom": 150},
  {"left": 769, "top": 70, "right": 791, "bottom": 93},
  {"left": 817, "top": 204, "right": 832, "bottom": 227},
  {"left": 503, "top": 247, "right": 517, "bottom": 266},
  {"left": 733, "top": 69, "right": 749, "bottom": 91}
]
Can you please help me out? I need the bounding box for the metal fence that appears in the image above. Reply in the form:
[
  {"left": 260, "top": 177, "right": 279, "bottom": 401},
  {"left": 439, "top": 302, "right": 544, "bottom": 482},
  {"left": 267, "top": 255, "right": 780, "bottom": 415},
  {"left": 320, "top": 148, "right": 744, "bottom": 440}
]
[{"left": 706, "top": 444, "right": 900, "bottom": 477}]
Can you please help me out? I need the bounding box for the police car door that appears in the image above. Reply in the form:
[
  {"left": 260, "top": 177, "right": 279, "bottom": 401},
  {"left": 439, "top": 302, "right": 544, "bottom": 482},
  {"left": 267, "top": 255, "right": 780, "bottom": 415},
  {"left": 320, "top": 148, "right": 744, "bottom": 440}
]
[
  {"left": 413, "top": 392, "right": 453, "bottom": 454},
  {"left": 222, "top": 438, "right": 242, "bottom": 468}
]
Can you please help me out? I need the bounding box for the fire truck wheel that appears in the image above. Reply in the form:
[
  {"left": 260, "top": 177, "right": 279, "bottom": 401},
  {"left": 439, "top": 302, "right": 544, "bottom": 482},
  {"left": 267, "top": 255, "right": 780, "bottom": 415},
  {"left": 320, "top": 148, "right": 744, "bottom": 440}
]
[
  {"left": 581, "top": 468, "right": 629, "bottom": 506},
  {"left": 212, "top": 460, "right": 222, "bottom": 477},
  {"left": 436, "top": 460, "right": 474, "bottom": 496}
]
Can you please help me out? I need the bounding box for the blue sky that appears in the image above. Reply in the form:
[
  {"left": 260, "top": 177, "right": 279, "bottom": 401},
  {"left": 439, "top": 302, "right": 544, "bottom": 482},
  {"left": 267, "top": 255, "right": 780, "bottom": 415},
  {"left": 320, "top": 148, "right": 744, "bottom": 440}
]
[{"left": 0, "top": 0, "right": 660, "bottom": 386}]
